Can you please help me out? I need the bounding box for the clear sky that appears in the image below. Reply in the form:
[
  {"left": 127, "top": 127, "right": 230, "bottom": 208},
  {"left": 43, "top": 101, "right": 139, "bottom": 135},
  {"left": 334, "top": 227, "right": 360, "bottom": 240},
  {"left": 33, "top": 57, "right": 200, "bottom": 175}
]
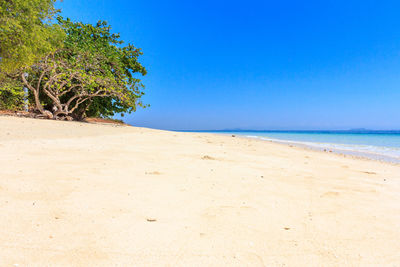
[{"left": 57, "top": 0, "right": 400, "bottom": 130}]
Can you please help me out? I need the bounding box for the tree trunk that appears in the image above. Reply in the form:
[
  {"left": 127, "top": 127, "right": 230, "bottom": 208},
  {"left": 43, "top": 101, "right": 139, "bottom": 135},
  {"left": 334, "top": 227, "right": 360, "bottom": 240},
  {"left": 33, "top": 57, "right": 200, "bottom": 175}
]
[{"left": 21, "top": 73, "right": 47, "bottom": 116}]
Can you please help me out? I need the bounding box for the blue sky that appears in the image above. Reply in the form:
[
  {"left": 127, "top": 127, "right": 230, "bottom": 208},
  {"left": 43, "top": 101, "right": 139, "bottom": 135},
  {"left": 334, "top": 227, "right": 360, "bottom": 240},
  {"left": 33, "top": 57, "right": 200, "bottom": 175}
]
[{"left": 57, "top": 0, "right": 400, "bottom": 130}]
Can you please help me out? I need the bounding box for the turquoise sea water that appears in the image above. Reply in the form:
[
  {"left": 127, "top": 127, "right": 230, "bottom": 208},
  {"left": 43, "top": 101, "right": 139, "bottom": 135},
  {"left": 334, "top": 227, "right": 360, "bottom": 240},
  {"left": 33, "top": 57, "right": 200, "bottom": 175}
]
[{"left": 207, "top": 131, "right": 400, "bottom": 163}]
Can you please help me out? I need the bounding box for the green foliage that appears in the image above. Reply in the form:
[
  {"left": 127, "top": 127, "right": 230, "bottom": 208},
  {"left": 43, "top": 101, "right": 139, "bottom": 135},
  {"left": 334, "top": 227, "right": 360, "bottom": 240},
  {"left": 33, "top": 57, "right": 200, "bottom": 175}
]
[
  {"left": 59, "top": 17, "right": 148, "bottom": 118},
  {"left": 20, "top": 17, "right": 147, "bottom": 120},
  {"left": 0, "top": 77, "right": 25, "bottom": 110},
  {"left": 0, "top": 0, "right": 64, "bottom": 72}
]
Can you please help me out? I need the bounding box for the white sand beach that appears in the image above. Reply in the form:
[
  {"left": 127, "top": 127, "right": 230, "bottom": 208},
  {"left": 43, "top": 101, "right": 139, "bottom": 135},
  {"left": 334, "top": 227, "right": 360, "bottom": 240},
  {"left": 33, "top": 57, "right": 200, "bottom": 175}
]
[{"left": 1, "top": 116, "right": 400, "bottom": 266}]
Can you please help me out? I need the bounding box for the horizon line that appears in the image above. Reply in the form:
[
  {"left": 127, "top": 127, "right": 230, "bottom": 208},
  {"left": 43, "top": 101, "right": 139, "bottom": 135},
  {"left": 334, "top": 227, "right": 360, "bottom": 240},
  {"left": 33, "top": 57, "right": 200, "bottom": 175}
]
[{"left": 170, "top": 129, "right": 400, "bottom": 133}]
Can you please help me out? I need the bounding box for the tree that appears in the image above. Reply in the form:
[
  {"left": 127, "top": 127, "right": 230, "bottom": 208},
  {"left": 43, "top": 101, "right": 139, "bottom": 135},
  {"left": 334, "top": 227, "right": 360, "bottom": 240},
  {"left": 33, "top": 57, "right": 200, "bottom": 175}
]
[
  {"left": 0, "top": 0, "right": 64, "bottom": 73},
  {"left": 20, "top": 17, "right": 147, "bottom": 120}
]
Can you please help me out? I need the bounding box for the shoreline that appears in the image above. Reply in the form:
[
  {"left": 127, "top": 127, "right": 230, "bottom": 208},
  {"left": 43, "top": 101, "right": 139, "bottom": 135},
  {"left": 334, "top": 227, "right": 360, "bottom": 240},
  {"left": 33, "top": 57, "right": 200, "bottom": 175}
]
[
  {"left": 4, "top": 114, "right": 398, "bottom": 165},
  {"left": 208, "top": 132, "right": 400, "bottom": 165},
  {"left": 253, "top": 136, "right": 400, "bottom": 165}
]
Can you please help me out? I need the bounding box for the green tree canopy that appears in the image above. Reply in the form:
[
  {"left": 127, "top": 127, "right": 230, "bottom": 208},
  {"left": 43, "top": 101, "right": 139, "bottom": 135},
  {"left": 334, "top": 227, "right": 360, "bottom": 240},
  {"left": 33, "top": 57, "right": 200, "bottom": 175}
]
[
  {"left": 0, "top": 0, "right": 64, "bottom": 73},
  {"left": 21, "top": 17, "right": 147, "bottom": 120}
]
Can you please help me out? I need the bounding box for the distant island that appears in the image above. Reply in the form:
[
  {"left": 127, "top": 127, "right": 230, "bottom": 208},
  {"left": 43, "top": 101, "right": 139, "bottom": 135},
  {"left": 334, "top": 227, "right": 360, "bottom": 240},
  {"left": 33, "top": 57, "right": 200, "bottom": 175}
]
[{"left": 182, "top": 129, "right": 400, "bottom": 134}]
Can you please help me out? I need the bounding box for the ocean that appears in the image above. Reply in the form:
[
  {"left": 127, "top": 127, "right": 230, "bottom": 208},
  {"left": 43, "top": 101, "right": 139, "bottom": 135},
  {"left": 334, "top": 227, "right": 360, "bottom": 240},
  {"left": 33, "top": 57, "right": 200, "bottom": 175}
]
[{"left": 204, "top": 131, "right": 400, "bottom": 163}]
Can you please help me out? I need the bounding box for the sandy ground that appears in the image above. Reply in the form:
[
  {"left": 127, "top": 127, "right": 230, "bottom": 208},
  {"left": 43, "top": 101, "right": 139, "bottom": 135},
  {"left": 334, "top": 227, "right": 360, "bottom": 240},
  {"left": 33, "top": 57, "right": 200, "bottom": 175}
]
[{"left": 1, "top": 116, "right": 400, "bottom": 266}]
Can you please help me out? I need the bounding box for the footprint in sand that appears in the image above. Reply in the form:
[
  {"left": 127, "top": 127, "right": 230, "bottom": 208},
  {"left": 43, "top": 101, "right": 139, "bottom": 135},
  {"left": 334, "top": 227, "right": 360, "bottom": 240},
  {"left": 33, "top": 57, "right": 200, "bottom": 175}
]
[
  {"left": 363, "top": 171, "right": 376, "bottom": 175},
  {"left": 145, "top": 171, "right": 161, "bottom": 175}
]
